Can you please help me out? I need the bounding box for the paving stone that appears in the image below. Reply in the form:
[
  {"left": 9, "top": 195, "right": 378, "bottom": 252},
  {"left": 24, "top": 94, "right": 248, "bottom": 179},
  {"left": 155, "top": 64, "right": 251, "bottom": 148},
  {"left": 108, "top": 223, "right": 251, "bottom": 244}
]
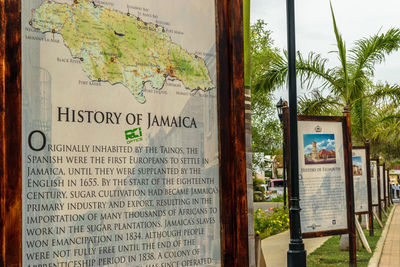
[{"left": 379, "top": 205, "right": 400, "bottom": 267}]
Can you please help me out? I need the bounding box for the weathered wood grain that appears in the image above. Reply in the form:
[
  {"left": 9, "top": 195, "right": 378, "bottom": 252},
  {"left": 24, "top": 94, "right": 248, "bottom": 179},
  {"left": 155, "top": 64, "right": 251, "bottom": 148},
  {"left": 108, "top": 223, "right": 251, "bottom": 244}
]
[
  {"left": 216, "top": 0, "right": 249, "bottom": 266},
  {"left": 1, "top": 0, "right": 22, "bottom": 266}
]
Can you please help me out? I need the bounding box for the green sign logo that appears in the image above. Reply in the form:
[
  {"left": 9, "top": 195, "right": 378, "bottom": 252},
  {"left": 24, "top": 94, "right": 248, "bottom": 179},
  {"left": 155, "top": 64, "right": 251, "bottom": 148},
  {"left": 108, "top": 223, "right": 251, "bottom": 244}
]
[{"left": 125, "top": 127, "right": 143, "bottom": 144}]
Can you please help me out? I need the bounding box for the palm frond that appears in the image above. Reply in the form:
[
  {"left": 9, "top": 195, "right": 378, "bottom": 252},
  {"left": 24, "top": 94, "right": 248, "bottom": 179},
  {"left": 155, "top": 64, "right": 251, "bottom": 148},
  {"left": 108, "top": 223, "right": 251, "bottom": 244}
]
[
  {"left": 255, "top": 50, "right": 339, "bottom": 94},
  {"left": 254, "top": 52, "right": 288, "bottom": 92},
  {"left": 330, "top": 1, "right": 349, "bottom": 102},
  {"left": 350, "top": 28, "right": 400, "bottom": 78},
  {"left": 298, "top": 90, "right": 341, "bottom": 116},
  {"left": 296, "top": 52, "right": 338, "bottom": 90},
  {"left": 367, "top": 82, "right": 400, "bottom": 104},
  {"left": 351, "top": 98, "right": 373, "bottom": 142},
  {"left": 370, "top": 106, "right": 400, "bottom": 149},
  {"left": 380, "top": 114, "right": 400, "bottom": 121},
  {"left": 348, "top": 74, "right": 373, "bottom": 104}
]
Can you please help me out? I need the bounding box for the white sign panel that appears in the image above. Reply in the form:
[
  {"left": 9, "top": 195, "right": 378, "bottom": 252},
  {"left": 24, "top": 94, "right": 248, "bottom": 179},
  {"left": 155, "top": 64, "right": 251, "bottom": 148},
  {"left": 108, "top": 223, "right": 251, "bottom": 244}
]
[
  {"left": 298, "top": 120, "right": 347, "bottom": 233},
  {"left": 22, "top": 0, "right": 221, "bottom": 266},
  {"left": 370, "top": 160, "right": 379, "bottom": 205},
  {"left": 352, "top": 149, "right": 368, "bottom": 213}
]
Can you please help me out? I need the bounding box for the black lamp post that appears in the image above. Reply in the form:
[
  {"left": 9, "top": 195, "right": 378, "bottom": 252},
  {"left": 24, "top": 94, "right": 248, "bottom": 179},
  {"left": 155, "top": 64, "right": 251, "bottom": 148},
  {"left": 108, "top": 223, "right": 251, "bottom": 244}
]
[
  {"left": 286, "top": 0, "right": 306, "bottom": 266},
  {"left": 276, "top": 98, "right": 287, "bottom": 208}
]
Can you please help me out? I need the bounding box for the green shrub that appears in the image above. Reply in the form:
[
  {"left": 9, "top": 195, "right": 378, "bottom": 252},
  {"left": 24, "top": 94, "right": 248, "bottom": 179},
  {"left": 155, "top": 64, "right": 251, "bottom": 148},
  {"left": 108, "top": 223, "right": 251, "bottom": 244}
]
[
  {"left": 269, "top": 194, "right": 285, "bottom": 202},
  {"left": 254, "top": 206, "right": 289, "bottom": 239}
]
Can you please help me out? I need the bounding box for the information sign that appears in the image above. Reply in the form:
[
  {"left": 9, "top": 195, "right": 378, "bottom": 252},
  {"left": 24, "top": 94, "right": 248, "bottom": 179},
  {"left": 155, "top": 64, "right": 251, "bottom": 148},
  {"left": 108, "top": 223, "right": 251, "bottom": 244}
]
[
  {"left": 22, "top": 0, "right": 220, "bottom": 265},
  {"left": 370, "top": 160, "right": 379, "bottom": 206},
  {"left": 297, "top": 117, "right": 352, "bottom": 235},
  {"left": 352, "top": 148, "right": 368, "bottom": 213},
  {"left": 379, "top": 165, "right": 385, "bottom": 208},
  {"left": 1, "top": 0, "right": 249, "bottom": 266}
]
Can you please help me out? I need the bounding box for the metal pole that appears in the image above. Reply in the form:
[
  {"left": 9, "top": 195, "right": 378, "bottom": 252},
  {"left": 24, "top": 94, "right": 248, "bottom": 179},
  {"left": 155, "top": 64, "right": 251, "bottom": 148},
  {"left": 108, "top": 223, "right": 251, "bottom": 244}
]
[
  {"left": 286, "top": 0, "right": 306, "bottom": 266},
  {"left": 377, "top": 159, "right": 382, "bottom": 220}
]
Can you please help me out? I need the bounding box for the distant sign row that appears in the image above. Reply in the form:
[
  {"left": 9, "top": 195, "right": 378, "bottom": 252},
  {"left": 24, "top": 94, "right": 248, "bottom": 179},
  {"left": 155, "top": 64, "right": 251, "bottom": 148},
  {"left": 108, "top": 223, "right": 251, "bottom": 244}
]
[{"left": 282, "top": 113, "right": 393, "bottom": 266}]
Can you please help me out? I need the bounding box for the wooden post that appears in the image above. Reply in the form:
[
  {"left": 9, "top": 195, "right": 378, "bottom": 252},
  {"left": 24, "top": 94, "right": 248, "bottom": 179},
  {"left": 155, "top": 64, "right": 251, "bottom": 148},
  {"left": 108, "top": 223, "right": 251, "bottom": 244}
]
[
  {"left": 216, "top": 0, "right": 249, "bottom": 265},
  {"left": 343, "top": 107, "right": 357, "bottom": 267},
  {"left": 365, "top": 142, "right": 374, "bottom": 236},
  {"left": 383, "top": 163, "right": 387, "bottom": 211},
  {"left": 373, "top": 210, "right": 383, "bottom": 228},
  {"left": 354, "top": 216, "right": 372, "bottom": 253},
  {"left": 376, "top": 158, "right": 382, "bottom": 221},
  {"left": 386, "top": 169, "right": 391, "bottom": 206},
  {"left": 1, "top": 0, "right": 22, "bottom": 265}
]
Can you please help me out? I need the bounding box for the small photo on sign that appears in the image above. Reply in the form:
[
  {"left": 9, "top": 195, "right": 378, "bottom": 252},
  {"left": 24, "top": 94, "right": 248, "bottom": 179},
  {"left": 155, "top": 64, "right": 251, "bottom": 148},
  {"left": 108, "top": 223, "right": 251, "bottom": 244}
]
[
  {"left": 352, "top": 156, "right": 363, "bottom": 176},
  {"left": 303, "top": 134, "right": 336, "bottom": 165},
  {"left": 371, "top": 161, "right": 376, "bottom": 177}
]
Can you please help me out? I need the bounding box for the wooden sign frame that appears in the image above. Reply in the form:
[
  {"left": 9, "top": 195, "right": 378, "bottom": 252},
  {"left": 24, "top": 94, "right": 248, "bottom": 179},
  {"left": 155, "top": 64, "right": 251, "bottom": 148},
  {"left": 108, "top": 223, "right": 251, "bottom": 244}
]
[
  {"left": 283, "top": 113, "right": 357, "bottom": 266},
  {"left": 353, "top": 145, "right": 373, "bottom": 236},
  {"left": 295, "top": 116, "right": 355, "bottom": 239},
  {"left": 283, "top": 115, "right": 356, "bottom": 265},
  {"left": 352, "top": 146, "right": 370, "bottom": 215},
  {"left": 0, "top": 1, "right": 249, "bottom": 266},
  {"left": 282, "top": 113, "right": 357, "bottom": 266},
  {"left": 380, "top": 163, "right": 387, "bottom": 211},
  {"left": 386, "top": 169, "right": 391, "bottom": 207},
  {"left": 370, "top": 158, "right": 382, "bottom": 221}
]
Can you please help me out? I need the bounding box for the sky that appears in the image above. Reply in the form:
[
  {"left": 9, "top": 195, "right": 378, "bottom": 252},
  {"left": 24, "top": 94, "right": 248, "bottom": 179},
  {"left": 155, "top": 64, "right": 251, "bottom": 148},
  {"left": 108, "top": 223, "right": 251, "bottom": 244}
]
[{"left": 251, "top": 0, "right": 400, "bottom": 100}]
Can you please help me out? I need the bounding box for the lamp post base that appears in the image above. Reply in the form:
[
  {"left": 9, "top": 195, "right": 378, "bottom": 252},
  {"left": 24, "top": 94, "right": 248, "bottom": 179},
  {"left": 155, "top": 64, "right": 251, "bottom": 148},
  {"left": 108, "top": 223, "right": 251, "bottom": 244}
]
[{"left": 287, "top": 246, "right": 307, "bottom": 267}]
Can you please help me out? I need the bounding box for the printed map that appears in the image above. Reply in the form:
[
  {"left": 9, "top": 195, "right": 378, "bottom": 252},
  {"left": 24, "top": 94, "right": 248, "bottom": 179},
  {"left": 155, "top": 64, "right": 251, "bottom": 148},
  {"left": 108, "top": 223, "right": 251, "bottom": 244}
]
[{"left": 31, "top": 0, "right": 214, "bottom": 103}]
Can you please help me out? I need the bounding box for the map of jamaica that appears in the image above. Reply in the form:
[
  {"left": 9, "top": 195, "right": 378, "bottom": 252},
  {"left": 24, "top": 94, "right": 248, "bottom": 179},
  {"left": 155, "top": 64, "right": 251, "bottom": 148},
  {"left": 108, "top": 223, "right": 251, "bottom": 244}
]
[{"left": 30, "top": 0, "right": 214, "bottom": 103}]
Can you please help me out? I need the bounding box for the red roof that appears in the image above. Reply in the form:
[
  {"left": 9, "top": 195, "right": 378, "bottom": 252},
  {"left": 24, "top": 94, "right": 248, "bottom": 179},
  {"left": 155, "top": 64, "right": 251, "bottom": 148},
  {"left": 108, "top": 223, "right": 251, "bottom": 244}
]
[{"left": 319, "top": 149, "right": 335, "bottom": 157}]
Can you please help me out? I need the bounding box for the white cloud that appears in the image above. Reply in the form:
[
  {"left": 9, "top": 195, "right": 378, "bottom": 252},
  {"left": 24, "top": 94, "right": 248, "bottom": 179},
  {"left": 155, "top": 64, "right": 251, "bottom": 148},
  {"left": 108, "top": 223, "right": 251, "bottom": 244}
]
[
  {"left": 304, "top": 139, "right": 335, "bottom": 154},
  {"left": 318, "top": 139, "right": 335, "bottom": 152},
  {"left": 304, "top": 144, "right": 313, "bottom": 154}
]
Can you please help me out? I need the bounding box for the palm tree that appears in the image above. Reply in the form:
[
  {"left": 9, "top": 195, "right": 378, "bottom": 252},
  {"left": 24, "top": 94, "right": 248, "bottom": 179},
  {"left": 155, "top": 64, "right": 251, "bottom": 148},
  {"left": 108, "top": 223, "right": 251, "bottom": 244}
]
[
  {"left": 257, "top": 2, "right": 400, "bottom": 143},
  {"left": 370, "top": 106, "right": 400, "bottom": 159}
]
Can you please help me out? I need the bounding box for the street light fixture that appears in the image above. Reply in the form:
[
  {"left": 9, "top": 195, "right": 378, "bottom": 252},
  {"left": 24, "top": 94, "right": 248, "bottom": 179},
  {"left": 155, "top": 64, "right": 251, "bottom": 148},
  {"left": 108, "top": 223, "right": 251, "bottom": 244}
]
[
  {"left": 276, "top": 97, "right": 284, "bottom": 121},
  {"left": 276, "top": 98, "right": 287, "bottom": 208}
]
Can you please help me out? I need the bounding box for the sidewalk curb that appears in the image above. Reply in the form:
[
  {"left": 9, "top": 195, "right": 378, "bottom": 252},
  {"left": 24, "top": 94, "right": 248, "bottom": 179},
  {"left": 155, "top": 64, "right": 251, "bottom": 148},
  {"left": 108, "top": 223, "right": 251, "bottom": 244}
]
[{"left": 368, "top": 205, "right": 397, "bottom": 267}]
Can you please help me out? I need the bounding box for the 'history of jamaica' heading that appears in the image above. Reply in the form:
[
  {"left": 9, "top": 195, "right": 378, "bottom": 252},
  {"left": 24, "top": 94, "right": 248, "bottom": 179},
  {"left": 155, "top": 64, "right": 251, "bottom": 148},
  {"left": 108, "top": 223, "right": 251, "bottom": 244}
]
[{"left": 57, "top": 107, "right": 197, "bottom": 129}]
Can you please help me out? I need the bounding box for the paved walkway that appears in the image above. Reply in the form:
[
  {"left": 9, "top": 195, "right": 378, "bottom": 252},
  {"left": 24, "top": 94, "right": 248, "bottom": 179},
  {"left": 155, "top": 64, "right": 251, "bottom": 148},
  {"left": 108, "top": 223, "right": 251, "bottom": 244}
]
[
  {"left": 261, "top": 230, "right": 330, "bottom": 267},
  {"left": 379, "top": 204, "right": 400, "bottom": 267},
  {"left": 261, "top": 202, "right": 399, "bottom": 267}
]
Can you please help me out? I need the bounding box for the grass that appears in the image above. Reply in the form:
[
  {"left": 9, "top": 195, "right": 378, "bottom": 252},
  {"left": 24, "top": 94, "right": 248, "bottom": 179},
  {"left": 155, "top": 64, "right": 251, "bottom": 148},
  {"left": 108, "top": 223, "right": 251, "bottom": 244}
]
[{"left": 307, "top": 206, "right": 393, "bottom": 266}]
